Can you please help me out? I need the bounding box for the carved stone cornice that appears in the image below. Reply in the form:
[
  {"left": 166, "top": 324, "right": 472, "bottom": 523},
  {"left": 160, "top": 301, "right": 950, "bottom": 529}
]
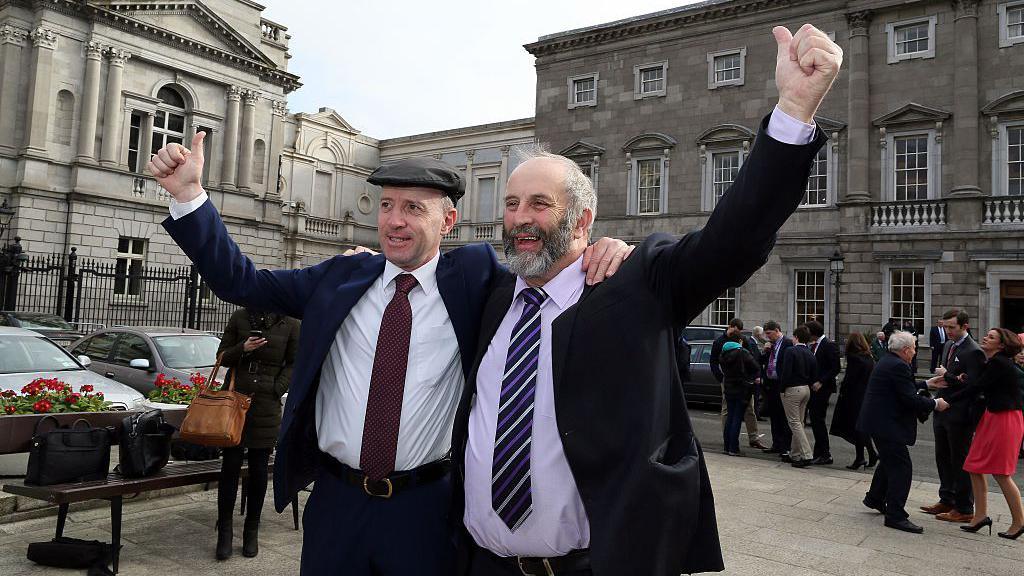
[
  {"left": 84, "top": 41, "right": 104, "bottom": 59},
  {"left": 845, "top": 10, "right": 873, "bottom": 35},
  {"left": 226, "top": 86, "right": 242, "bottom": 102},
  {"left": 240, "top": 89, "right": 260, "bottom": 105},
  {"left": 105, "top": 47, "right": 131, "bottom": 65},
  {"left": 271, "top": 100, "right": 288, "bottom": 117},
  {"left": 0, "top": 24, "right": 29, "bottom": 47},
  {"left": 952, "top": 0, "right": 980, "bottom": 19},
  {"left": 30, "top": 26, "right": 57, "bottom": 50}
]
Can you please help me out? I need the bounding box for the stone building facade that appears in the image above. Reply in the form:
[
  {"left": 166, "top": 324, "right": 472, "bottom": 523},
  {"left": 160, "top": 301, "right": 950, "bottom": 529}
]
[
  {"left": 0, "top": 0, "right": 299, "bottom": 277},
  {"left": 526, "top": 0, "right": 1024, "bottom": 337}
]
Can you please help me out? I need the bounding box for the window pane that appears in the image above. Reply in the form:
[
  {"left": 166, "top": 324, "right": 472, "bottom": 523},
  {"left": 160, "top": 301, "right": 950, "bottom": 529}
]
[
  {"left": 894, "top": 135, "right": 929, "bottom": 200},
  {"left": 794, "top": 270, "right": 826, "bottom": 326},
  {"left": 573, "top": 78, "right": 595, "bottom": 103},
  {"left": 476, "top": 177, "right": 497, "bottom": 221},
  {"left": 167, "top": 113, "right": 185, "bottom": 133},
  {"left": 112, "top": 334, "right": 153, "bottom": 365},
  {"left": 711, "top": 288, "right": 737, "bottom": 326},
  {"left": 803, "top": 147, "right": 828, "bottom": 206},
  {"left": 117, "top": 238, "right": 129, "bottom": 253},
  {"left": 714, "top": 53, "right": 741, "bottom": 83},
  {"left": 890, "top": 268, "right": 926, "bottom": 334},
  {"left": 636, "top": 159, "right": 662, "bottom": 214},
  {"left": 1010, "top": 126, "right": 1024, "bottom": 196},
  {"left": 157, "top": 86, "right": 186, "bottom": 109},
  {"left": 83, "top": 332, "right": 119, "bottom": 360},
  {"left": 155, "top": 110, "right": 166, "bottom": 129},
  {"left": 713, "top": 151, "right": 740, "bottom": 204},
  {"left": 896, "top": 22, "right": 930, "bottom": 55}
]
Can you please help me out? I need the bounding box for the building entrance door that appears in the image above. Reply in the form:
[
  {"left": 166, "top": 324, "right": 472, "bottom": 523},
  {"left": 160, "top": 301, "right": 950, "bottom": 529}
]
[{"left": 1001, "top": 280, "right": 1024, "bottom": 334}]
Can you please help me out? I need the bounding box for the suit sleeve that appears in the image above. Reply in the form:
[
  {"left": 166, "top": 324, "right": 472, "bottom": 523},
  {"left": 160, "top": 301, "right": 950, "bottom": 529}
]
[
  {"left": 273, "top": 320, "right": 299, "bottom": 399},
  {"left": 892, "top": 362, "right": 937, "bottom": 413},
  {"left": 162, "top": 200, "right": 336, "bottom": 319},
  {"left": 642, "top": 114, "right": 827, "bottom": 325}
]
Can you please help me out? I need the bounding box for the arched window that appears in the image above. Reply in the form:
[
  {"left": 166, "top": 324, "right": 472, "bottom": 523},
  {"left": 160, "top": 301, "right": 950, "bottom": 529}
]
[
  {"left": 54, "top": 90, "right": 74, "bottom": 146},
  {"left": 253, "top": 139, "right": 266, "bottom": 184},
  {"left": 152, "top": 86, "right": 188, "bottom": 156}
]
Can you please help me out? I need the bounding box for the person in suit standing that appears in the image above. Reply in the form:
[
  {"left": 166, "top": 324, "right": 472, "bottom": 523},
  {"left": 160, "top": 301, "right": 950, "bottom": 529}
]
[
  {"left": 871, "top": 331, "right": 888, "bottom": 362},
  {"left": 929, "top": 319, "right": 947, "bottom": 373},
  {"left": 149, "top": 144, "right": 630, "bottom": 574},
  {"left": 761, "top": 320, "right": 794, "bottom": 455},
  {"left": 858, "top": 331, "right": 949, "bottom": 533},
  {"left": 805, "top": 320, "right": 839, "bottom": 465},
  {"left": 921, "top": 309, "right": 987, "bottom": 524},
  {"left": 454, "top": 24, "right": 842, "bottom": 576},
  {"left": 780, "top": 325, "right": 817, "bottom": 468},
  {"left": 710, "top": 318, "right": 766, "bottom": 450}
]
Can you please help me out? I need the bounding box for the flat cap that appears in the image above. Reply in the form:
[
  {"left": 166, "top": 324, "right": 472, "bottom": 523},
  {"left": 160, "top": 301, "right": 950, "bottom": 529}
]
[{"left": 367, "top": 157, "right": 465, "bottom": 204}]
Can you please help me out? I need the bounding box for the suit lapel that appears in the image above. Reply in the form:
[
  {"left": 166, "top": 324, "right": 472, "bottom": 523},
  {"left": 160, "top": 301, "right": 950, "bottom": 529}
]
[
  {"left": 551, "top": 283, "right": 597, "bottom": 400},
  {"left": 436, "top": 253, "right": 471, "bottom": 372},
  {"left": 468, "top": 275, "right": 516, "bottom": 387}
]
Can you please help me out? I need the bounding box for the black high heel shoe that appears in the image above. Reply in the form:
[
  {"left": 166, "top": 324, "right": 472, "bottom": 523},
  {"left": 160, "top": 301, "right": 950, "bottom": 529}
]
[
  {"left": 845, "top": 460, "right": 866, "bottom": 470},
  {"left": 999, "top": 525, "right": 1024, "bottom": 540},
  {"left": 960, "top": 517, "right": 992, "bottom": 535},
  {"left": 866, "top": 454, "right": 878, "bottom": 469}
]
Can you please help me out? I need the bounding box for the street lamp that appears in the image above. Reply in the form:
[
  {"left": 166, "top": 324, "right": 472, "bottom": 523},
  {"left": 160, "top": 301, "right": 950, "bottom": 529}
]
[
  {"left": 829, "top": 250, "right": 845, "bottom": 340},
  {"left": 0, "top": 200, "right": 14, "bottom": 243}
]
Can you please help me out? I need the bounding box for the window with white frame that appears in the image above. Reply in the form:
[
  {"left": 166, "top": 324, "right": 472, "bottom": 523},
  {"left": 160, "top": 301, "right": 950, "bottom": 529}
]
[
  {"left": 708, "top": 49, "right": 745, "bottom": 89},
  {"left": 634, "top": 61, "right": 667, "bottom": 99},
  {"left": 803, "top": 147, "right": 828, "bottom": 206},
  {"left": 889, "top": 268, "right": 926, "bottom": 335},
  {"left": 711, "top": 288, "right": 737, "bottom": 326},
  {"left": 712, "top": 151, "right": 741, "bottom": 205},
  {"left": 115, "top": 237, "right": 147, "bottom": 298},
  {"left": 894, "top": 134, "right": 929, "bottom": 200},
  {"left": 567, "top": 73, "right": 598, "bottom": 108},
  {"left": 1010, "top": 125, "right": 1023, "bottom": 195},
  {"left": 476, "top": 176, "right": 497, "bottom": 221},
  {"left": 128, "top": 112, "right": 143, "bottom": 173},
  {"left": 794, "top": 270, "right": 826, "bottom": 326},
  {"left": 999, "top": 2, "right": 1024, "bottom": 48},
  {"left": 313, "top": 170, "right": 332, "bottom": 216},
  {"left": 636, "top": 159, "right": 662, "bottom": 215},
  {"left": 151, "top": 87, "right": 187, "bottom": 156},
  {"left": 887, "top": 17, "right": 937, "bottom": 63}
]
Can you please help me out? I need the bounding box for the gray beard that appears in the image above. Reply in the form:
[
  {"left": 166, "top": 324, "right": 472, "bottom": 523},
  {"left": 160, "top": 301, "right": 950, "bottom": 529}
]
[{"left": 503, "top": 216, "right": 573, "bottom": 280}]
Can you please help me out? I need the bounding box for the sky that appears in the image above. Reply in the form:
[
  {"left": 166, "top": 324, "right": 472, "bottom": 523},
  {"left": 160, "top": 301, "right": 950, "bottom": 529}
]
[{"left": 259, "top": 0, "right": 704, "bottom": 140}]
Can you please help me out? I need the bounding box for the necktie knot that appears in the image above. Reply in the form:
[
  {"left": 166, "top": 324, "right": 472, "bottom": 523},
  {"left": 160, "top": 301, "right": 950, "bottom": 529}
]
[
  {"left": 521, "top": 287, "right": 546, "bottom": 309},
  {"left": 394, "top": 273, "right": 418, "bottom": 295}
]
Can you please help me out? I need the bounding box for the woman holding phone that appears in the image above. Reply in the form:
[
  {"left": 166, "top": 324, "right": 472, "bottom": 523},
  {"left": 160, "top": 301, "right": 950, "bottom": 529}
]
[{"left": 214, "top": 307, "right": 300, "bottom": 560}]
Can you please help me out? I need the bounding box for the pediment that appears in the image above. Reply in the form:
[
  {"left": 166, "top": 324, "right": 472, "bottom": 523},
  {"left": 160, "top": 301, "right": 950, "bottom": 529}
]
[
  {"left": 299, "top": 108, "right": 359, "bottom": 134},
  {"left": 814, "top": 115, "right": 847, "bottom": 133},
  {"left": 558, "top": 140, "right": 605, "bottom": 158},
  {"left": 696, "top": 124, "right": 755, "bottom": 146},
  {"left": 981, "top": 91, "right": 1024, "bottom": 116},
  {"left": 873, "top": 103, "right": 951, "bottom": 127},
  {"left": 622, "top": 132, "right": 676, "bottom": 152}
]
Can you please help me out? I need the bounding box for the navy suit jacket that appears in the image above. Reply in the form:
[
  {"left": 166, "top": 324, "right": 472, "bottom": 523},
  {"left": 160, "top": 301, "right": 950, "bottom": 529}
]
[
  {"left": 163, "top": 201, "right": 503, "bottom": 511},
  {"left": 813, "top": 337, "right": 841, "bottom": 392},
  {"left": 929, "top": 326, "right": 946, "bottom": 351},
  {"left": 856, "top": 353, "right": 936, "bottom": 445}
]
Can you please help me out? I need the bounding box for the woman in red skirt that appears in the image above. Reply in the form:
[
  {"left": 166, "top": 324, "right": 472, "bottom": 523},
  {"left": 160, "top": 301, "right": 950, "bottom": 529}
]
[{"left": 939, "top": 328, "right": 1024, "bottom": 539}]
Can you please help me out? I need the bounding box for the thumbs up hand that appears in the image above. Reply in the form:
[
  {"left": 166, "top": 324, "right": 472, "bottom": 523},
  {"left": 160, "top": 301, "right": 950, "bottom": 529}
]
[
  {"left": 772, "top": 24, "right": 843, "bottom": 124},
  {"left": 147, "top": 131, "right": 207, "bottom": 203}
]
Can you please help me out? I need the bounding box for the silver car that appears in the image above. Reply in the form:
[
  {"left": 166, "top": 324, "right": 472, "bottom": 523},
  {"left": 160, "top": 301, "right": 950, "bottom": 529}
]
[
  {"left": 70, "top": 327, "right": 221, "bottom": 395},
  {"left": 0, "top": 327, "right": 145, "bottom": 411}
]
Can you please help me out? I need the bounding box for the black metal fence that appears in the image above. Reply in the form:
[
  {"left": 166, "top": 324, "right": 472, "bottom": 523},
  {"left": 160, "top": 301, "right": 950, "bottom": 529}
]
[{"left": 0, "top": 246, "right": 237, "bottom": 335}]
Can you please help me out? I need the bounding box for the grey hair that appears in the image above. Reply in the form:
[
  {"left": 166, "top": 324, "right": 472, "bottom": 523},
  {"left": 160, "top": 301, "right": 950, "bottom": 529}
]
[
  {"left": 887, "top": 330, "right": 917, "bottom": 353},
  {"left": 510, "top": 144, "right": 597, "bottom": 237}
]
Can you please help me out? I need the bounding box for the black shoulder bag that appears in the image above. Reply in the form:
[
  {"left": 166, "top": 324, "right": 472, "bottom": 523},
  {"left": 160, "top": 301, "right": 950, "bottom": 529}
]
[
  {"left": 25, "top": 416, "right": 112, "bottom": 486},
  {"left": 117, "top": 409, "right": 176, "bottom": 478}
]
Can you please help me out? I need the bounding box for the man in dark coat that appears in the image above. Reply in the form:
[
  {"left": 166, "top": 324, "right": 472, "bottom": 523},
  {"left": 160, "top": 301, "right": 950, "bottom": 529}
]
[
  {"left": 453, "top": 24, "right": 842, "bottom": 575},
  {"left": 761, "top": 320, "right": 794, "bottom": 455},
  {"left": 928, "top": 319, "right": 947, "bottom": 373},
  {"left": 858, "top": 330, "right": 948, "bottom": 533},
  {"left": 806, "top": 320, "right": 840, "bottom": 465}
]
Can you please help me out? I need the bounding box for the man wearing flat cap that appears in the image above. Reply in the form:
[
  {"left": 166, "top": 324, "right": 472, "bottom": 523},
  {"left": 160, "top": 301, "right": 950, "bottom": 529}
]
[{"left": 150, "top": 135, "right": 629, "bottom": 574}]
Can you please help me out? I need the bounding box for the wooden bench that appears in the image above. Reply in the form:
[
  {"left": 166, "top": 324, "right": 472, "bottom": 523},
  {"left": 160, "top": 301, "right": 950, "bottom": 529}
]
[{"left": 3, "top": 458, "right": 299, "bottom": 574}]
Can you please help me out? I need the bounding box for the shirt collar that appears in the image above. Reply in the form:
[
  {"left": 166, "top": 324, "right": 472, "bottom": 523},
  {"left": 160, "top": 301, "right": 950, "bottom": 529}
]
[
  {"left": 953, "top": 333, "right": 969, "bottom": 346},
  {"left": 382, "top": 251, "right": 440, "bottom": 296},
  {"left": 513, "top": 254, "right": 585, "bottom": 310},
  {"left": 815, "top": 335, "right": 826, "bottom": 346}
]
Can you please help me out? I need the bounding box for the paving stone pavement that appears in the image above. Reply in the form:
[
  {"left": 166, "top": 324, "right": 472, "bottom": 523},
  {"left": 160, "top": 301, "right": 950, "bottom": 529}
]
[{"left": 1, "top": 452, "right": 1022, "bottom": 575}]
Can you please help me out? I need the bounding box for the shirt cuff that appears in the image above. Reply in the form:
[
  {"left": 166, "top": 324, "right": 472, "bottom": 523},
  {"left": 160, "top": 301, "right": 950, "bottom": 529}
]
[
  {"left": 169, "top": 191, "right": 209, "bottom": 220},
  {"left": 766, "top": 105, "right": 817, "bottom": 146}
]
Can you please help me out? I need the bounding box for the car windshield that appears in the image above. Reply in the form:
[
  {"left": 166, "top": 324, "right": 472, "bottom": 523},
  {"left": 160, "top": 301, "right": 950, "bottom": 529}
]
[
  {"left": 9, "top": 313, "right": 74, "bottom": 331},
  {"left": 152, "top": 335, "right": 221, "bottom": 369},
  {"left": 0, "top": 335, "right": 82, "bottom": 374}
]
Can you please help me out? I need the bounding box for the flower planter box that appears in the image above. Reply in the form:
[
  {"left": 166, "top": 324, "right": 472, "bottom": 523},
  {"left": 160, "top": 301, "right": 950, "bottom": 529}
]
[{"left": 0, "top": 411, "right": 137, "bottom": 455}]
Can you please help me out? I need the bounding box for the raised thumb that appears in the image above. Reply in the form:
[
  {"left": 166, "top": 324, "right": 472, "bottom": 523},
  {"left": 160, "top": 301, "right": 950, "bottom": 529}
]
[
  {"left": 772, "top": 25, "right": 794, "bottom": 63},
  {"left": 190, "top": 130, "right": 206, "bottom": 164}
]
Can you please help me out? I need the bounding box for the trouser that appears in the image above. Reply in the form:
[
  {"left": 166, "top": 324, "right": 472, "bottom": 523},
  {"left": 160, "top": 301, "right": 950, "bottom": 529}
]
[
  {"left": 299, "top": 462, "right": 454, "bottom": 576},
  {"left": 932, "top": 415, "right": 975, "bottom": 514},
  {"left": 929, "top": 348, "right": 943, "bottom": 373},
  {"left": 808, "top": 388, "right": 833, "bottom": 458},
  {"left": 764, "top": 380, "right": 791, "bottom": 451},
  {"left": 719, "top": 385, "right": 758, "bottom": 440},
  {"left": 866, "top": 438, "right": 913, "bottom": 523},
  {"left": 218, "top": 447, "right": 272, "bottom": 527},
  {"left": 855, "top": 437, "right": 877, "bottom": 463},
  {"left": 723, "top": 398, "right": 749, "bottom": 453},
  {"left": 782, "top": 385, "right": 812, "bottom": 461}
]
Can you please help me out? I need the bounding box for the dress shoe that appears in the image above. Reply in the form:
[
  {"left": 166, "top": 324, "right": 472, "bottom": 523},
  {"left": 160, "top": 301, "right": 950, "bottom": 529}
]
[
  {"left": 960, "top": 517, "right": 992, "bottom": 535},
  {"left": 935, "top": 510, "right": 974, "bottom": 523},
  {"left": 998, "top": 525, "right": 1024, "bottom": 540},
  {"left": 885, "top": 519, "right": 924, "bottom": 534},
  {"left": 811, "top": 455, "right": 833, "bottom": 466},
  {"left": 862, "top": 498, "right": 886, "bottom": 514},
  {"left": 749, "top": 439, "right": 770, "bottom": 450},
  {"left": 865, "top": 454, "right": 878, "bottom": 469},
  {"left": 791, "top": 459, "right": 813, "bottom": 468},
  {"left": 919, "top": 502, "right": 954, "bottom": 515},
  {"left": 780, "top": 453, "right": 793, "bottom": 463},
  {"left": 846, "top": 460, "right": 867, "bottom": 470}
]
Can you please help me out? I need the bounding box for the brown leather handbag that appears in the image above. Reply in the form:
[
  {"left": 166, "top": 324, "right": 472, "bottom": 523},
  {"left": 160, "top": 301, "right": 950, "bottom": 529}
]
[{"left": 179, "top": 354, "right": 252, "bottom": 447}]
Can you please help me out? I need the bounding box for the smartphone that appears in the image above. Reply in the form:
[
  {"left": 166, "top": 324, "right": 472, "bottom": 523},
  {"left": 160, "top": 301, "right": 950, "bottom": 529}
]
[{"left": 249, "top": 330, "right": 264, "bottom": 339}]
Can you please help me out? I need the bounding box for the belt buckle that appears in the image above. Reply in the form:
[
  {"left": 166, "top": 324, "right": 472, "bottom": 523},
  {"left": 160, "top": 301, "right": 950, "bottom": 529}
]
[
  {"left": 517, "top": 557, "right": 554, "bottom": 576},
  {"left": 362, "top": 476, "right": 393, "bottom": 498}
]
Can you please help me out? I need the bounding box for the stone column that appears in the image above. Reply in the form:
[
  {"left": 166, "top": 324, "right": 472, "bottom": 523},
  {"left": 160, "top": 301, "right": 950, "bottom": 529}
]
[
  {"left": 99, "top": 47, "right": 130, "bottom": 167},
  {"left": 139, "top": 111, "right": 154, "bottom": 173},
  {"left": 75, "top": 41, "right": 103, "bottom": 163},
  {"left": 464, "top": 149, "right": 475, "bottom": 222},
  {"left": 23, "top": 26, "right": 58, "bottom": 157},
  {"left": 0, "top": 25, "right": 28, "bottom": 154},
  {"left": 237, "top": 89, "right": 259, "bottom": 193},
  {"left": 220, "top": 86, "right": 241, "bottom": 190},
  {"left": 268, "top": 100, "right": 287, "bottom": 200},
  {"left": 950, "top": 0, "right": 982, "bottom": 197},
  {"left": 844, "top": 11, "right": 872, "bottom": 202}
]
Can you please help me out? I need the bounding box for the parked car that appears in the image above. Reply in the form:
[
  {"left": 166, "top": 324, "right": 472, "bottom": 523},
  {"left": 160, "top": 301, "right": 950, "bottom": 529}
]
[
  {"left": 0, "top": 311, "right": 86, "bottom": 349},
  {"left": 69, "top": 327, "right": 221, "bottom": 395},
  {"left": 0, "top": 327, "right": 145, "bottom": 410},
  {"left": 684, "top": 340, "right": 721, "bottom": 404}
]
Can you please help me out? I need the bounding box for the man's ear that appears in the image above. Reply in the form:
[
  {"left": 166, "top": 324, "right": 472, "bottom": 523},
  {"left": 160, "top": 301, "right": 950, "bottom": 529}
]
[
  {"left": 441, "top": 206, "right": 458, "bottom": 234},
  {"left": 575, "top": 208, "right": 594, "bottom": 240}
]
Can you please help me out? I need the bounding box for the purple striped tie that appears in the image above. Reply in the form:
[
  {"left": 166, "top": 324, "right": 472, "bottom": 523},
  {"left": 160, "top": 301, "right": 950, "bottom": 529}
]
[{"left": 491, "top": 287, "right": 546, "bottom": 531}]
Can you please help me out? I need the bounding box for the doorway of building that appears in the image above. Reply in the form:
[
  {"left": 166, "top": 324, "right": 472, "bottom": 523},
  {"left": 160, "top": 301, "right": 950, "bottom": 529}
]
[{"left": 1001, "top": 280, "right": 1024, "bottom": 334}]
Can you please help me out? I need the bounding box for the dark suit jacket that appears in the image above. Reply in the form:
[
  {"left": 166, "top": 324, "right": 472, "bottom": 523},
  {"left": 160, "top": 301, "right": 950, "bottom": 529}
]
[
  {"left": 761, "top": 337, "right": 794, "bottom": 389},
  {"left": 813, "top": 337, "right": 840, "bottom": 392},
  {"left": 453, "top": 115, "right": 826, "bottom": 576},
  {"left": 929, "top": 326, "right": 947, "bottom": 351},
  {"left": 163, "top": 201, "right": 503, "bottom": 512},
  {"left": 856, "top": 353, "right": 936, "bottom": 445},
  {"left": 935, "top": 335, "right": 986, "bottom": 424}
]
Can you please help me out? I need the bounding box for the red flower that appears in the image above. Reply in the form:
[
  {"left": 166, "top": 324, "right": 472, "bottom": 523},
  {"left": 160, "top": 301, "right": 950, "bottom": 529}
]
[
  {"left": 32, "top": 400, "right": 52, "bottom": 413},
  {"left": 4, "top": 405, "right": 15, "bottom": 415},
  {"left": 95, "top": 392, "right": 104, "bottom": 398},
  {"left": 1, "top": 389, "right": 15, "bottom": 398},
  {"left": 67, "top": 393, "right": 81, "bottom": 404},
  {"left": 80, "top": 384, "right": 94, "bottom": 393}
]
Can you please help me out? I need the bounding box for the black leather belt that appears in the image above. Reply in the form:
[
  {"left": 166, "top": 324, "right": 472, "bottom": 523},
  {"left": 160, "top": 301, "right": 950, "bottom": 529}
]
[
  {"left": 484, "top": 548, "right": 591, "bottom": 576},
  {"left": 319, "top": 454, "right": 450, "bottom": 498}
]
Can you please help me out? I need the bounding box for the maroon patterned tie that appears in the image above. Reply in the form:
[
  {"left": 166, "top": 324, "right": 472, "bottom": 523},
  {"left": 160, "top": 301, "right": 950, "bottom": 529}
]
[{"left": 359, "top": 273, "right": 418, "bottom": 480}]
